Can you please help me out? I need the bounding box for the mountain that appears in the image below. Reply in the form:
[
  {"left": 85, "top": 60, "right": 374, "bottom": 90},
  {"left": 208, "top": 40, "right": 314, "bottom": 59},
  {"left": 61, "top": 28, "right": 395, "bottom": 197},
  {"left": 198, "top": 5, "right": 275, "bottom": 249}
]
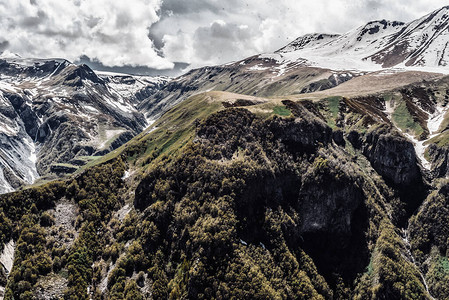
[
  {"left": 0, "top": 57, "right": 168, "bottom": 192},
  {"left": 273, "top": 6, "right": 449, "bottom": 71},
  {"left": 3, "top": 79, "right": 449, "bottom": 298},
  {"left": 137, "top": 7, "right": 449, "bottom": 122},
  {"left": 1, "top": 6, "right": 449, "bottom": 300}
]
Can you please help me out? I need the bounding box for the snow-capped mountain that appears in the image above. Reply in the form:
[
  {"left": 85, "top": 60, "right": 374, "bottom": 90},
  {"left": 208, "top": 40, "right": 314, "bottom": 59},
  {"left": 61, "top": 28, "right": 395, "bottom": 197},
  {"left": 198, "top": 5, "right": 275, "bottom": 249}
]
[
  {"left": 277, "top": 33, "right": 341, "bottom": 53},
  {"left": 0, "top": 56, "right": 168, "bottom": 192},
  {"left": 96, "top": 71, "right": 169, "bottom": 107},
  {"left": 269, "top": 6, "right": 449, "bottom": 72},
  {"left": 369, "top": 6, "right": 449, "bottom": 68}
]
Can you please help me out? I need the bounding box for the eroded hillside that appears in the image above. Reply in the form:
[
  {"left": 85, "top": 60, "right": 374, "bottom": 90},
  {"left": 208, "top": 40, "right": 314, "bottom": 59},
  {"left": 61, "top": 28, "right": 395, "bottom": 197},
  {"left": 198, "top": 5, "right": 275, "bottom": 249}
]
[{"left": 0, "top": 77, "right": 447, "bottom": 298}]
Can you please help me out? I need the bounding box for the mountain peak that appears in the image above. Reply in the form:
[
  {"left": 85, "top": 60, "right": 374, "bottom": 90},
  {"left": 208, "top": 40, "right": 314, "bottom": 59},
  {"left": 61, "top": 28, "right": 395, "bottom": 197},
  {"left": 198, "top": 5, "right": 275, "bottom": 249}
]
[
  {"left": 436, "top": 5, "right": 449, "bottom": 12},
  {"left": 276, "top": 33, "right": 340, "bottom": 53},
  {"left": 271, "top": 6, "right": 449, "bottom": 72}
]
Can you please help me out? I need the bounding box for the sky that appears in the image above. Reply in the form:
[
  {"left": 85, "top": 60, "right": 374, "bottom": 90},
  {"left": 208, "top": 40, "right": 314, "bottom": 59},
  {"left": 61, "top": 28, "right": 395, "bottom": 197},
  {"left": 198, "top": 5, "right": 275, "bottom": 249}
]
[{"left": 0, "top": 0, "right": 448, "bottom": 76}]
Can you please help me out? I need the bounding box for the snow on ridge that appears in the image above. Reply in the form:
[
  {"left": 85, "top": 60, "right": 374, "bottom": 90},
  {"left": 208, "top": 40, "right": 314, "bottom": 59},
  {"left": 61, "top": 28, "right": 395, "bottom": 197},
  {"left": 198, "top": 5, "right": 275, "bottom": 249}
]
[
  {"left": 277, "top": 33, "right": 341, "bottom": 53},
  {"left": 270, "top": 7, "right": 449, "bottom": 74},
  {"left": 96, "top": 70, "right": 169, "bottom": 84}
]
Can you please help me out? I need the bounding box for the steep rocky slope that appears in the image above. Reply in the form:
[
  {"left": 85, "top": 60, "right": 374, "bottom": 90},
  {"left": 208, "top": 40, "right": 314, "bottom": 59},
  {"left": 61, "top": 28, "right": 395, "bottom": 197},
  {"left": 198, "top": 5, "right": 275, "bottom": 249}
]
[
  {"left": 0, "top": 57, "right": 168, "bottom": 191},
  {"left": 0, "top": 79, "right": 447, "bottom": 298}
]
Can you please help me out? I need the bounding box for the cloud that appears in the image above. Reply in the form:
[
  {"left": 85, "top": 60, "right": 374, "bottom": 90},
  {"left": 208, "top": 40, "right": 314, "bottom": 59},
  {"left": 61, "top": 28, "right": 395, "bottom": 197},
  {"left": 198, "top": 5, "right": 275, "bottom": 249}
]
[
  {"left": 0, "top": 0, "right": 173, "bottom": 69},
  {"left": 1, "top": 0, "right": 448, "bottom": 74},
  {"left": 162, "top": 20, "right": 256, "bottom": 66},
  {"left": 159, "top": 0, "right": 449, "bottom": 69}
]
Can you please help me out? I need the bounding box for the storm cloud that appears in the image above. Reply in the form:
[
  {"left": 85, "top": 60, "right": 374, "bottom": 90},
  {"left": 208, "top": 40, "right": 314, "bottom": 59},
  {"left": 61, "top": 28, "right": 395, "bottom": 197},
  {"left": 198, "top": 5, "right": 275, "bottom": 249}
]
[{"left": 0, "top": 0, "right": 447, "bottom": 75}]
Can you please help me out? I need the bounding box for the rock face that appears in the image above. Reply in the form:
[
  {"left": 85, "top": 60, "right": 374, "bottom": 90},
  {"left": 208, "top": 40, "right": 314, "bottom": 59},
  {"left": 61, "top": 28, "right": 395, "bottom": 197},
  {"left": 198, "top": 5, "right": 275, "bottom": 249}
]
[
  {"left": 299, "top": 170, "right": 364, "bottom": 234},
  {"left": 0, "top": 240, "right": 15, "bottom": 299},
  {"left": 0, "top": 57, "right": 167, "bottom": 190},
  {"left": 362, "top": 126, "right": 421, "bottom": 186},
  {"left": 348, "top": 125, "right": 429, "bottom": 220},
  {"left": 428, "top": 144, "right": 449, "bottom": 178}
]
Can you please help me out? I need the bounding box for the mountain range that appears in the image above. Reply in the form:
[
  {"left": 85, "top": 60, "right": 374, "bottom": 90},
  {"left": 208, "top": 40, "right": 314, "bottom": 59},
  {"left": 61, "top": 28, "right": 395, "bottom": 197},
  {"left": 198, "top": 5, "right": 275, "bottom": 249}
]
[
  {"left": 0, "top": 6, "right": 448, "bottom": 300},
  {"left": 0, "top": 56, "right": 168, "bottom": 193},
  {"left": 277, "top": 6, "right": 449, "bottom": 70}
]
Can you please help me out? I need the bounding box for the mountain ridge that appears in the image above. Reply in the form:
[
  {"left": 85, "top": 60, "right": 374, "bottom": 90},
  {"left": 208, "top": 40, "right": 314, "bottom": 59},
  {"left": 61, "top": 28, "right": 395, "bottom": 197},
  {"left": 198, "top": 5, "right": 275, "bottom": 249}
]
[
  {"left": 267, "top": 6, "right": 449, "bottom": 73},
  {"left": 0, "top": 57, "right": 168, "bottom": 192}
]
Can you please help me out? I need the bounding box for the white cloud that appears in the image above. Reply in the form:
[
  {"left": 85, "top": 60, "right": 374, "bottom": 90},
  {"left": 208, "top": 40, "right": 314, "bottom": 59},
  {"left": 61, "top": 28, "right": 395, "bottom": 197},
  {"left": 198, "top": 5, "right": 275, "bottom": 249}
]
[
  {"left": 159, "top": 0, "right": 449, "bottom": 69},
  {"left": 0, "top": 0, "right": 448, "bottom": 72},
  {"left": 0, "top": 0, "right": 173, "bottom": 69}
]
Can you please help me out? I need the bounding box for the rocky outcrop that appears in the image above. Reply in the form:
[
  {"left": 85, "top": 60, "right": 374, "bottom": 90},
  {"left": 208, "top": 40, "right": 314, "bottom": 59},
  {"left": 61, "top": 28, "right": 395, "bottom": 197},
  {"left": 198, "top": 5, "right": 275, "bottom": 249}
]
[
  {"left": 62, "top": 64, "right": 103, "bottom": 87},
  {"left": 299, "top": 73, "right": 355, "bottom": 94},
  {"left": 49, "top": 164, "right": 78, "bottom": 174},
  {"left": 267, "top": 116, "right": 332, "bottom": 152},
  {"left": 266, "top": 100, "right": 333, "bottom": 152},
  {"left": 0, "top": 240, "right": 15, "bottom": 299},
  {"left": 348, "top": 125, "right": 429, "bottom": 221},
  {"left": 362, "top": 126, "right": 421, "bottom": 186},
  {"left": 428, "top": 144, "right": 449, "bottom": 178}
]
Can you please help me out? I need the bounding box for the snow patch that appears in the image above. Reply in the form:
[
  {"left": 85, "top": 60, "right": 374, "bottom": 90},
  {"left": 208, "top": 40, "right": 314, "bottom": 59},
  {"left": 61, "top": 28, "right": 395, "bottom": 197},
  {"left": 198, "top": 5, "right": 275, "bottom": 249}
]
[
  {"left": 144, "top": 119, "right": 156, "bottom": 130},
  {"left": 406, "top": 133, "right": 431, "bottom": 170},
  {"left": 383, "top": 100, "right": 396, "bottom": 119},
  {"left": 0, "top": 122, "right": 19, "bottom": 136},
  {"left": 248, "top": 64, "right": 270, "bottom": 71},
  {"left": 93, "top": 129, "right": 125, "bottom": 150},
  {"left": 122, "top": 170, "right": 130, "bottom": 180},
  {"left": 427, "top": 105, "right": 448, "bottom": 134},
  {"left": 21, "top": 136, "right": 39, "bottom": 184},
  {"left": 401, "top": 105, "right": 448, "bottom": 170}
]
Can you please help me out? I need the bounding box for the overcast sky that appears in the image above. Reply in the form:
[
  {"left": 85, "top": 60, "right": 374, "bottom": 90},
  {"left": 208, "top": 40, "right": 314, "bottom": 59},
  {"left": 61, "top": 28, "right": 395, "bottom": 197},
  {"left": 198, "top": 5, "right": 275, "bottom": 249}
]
[{"left": 0, "top": 0, "right": 448, "bottom": 76}]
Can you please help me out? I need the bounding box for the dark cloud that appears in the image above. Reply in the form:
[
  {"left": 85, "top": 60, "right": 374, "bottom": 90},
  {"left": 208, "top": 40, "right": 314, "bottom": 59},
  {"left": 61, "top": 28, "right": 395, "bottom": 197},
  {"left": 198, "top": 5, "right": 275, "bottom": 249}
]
[
  {"left": 20, "top": 10, "right": 47, "bottom": 27},
  {"left": 77, "top": 55, "right": 189, "bottom": 76},
  {"left": 85, "top": 16, "right": 101, "bottom": 28},
  {"left": 148, "top": 25, "right": 165, "bottom": 52},
  {"left": 0, "top": 41, "right": 9, "bottom": 52},
  {"left": 159, "top": 0, "right": 227, "bottom": 15},
  {"left": 193, "top": 21, "right": 253, "bottom": 61}
]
